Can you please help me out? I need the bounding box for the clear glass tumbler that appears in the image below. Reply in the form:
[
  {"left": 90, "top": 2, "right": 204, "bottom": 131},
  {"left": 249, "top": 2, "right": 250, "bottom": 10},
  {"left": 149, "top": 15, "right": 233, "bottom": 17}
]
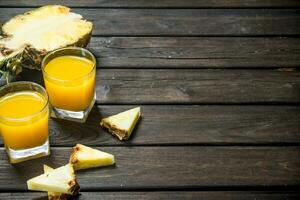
[
  {"left": 0, "top": 81, "right": 50, "bottom": 163},
  {"left": 42, "top": 47, "right": 96, "bottom": 123}
]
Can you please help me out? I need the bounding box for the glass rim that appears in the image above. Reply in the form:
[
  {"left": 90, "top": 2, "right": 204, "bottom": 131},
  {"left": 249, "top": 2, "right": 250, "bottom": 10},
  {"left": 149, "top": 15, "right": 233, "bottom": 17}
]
[
  {"left": 0, "top": 81, "right": 49, "bottom": 122},
  {"left": 41, "top": 47, "right": 96, "bottom": 83}
]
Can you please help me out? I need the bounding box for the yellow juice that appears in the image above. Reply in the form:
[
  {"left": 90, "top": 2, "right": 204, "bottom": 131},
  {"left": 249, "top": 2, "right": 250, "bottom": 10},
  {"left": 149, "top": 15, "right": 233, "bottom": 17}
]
[
  {"left": 43, "top": 55, "right": 95, "bottom": 111},
  {"left": 0, "top": 91, "right": 49, "bottom": 150}
]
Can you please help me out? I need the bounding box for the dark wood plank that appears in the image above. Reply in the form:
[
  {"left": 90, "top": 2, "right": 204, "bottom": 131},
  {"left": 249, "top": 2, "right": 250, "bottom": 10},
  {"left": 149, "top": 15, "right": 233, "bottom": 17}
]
[
  {"left": 1, "top": 0, "right": 300, "bottom": 8},
  {"left": 1, "top": 105, "right": 299, "bottom": 146},
  {"left": 95, "top": 69, "right": 300, "bottom": 104},
  {"left": 88, "top": 37, "right": 300, "bottom": 68},
  {"left": 19, "top": 69, "right": 300, "bottom": 104},
  {"left": 1, "top": 8, "right": 300, "bottom": 36},
  {"left": 0, "top": 147, "right": 300, "bottom": 190},
  {"left": 0, "top": 191, "right": 299, "bottom": 200},
  {"left": 2, "top": 36, "right": 299, "bottom": 69},
  {"left": 2, "top": 36, "right": 300, "bottom": 68}
]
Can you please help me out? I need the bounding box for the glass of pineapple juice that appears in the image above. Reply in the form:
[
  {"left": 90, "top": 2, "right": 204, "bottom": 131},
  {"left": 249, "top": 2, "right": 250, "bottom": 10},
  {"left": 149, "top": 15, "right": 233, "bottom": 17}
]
[
  {"left": 42, "top": 47, "right": 96, "bottom": 123},
  {"left": 0, "top": 81, "right": 50, "bottom": 163}
]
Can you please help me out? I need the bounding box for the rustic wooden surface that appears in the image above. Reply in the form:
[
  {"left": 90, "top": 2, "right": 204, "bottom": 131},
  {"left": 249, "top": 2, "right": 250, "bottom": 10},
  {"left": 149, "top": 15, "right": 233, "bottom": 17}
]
[
  {"left": 0, "top": 0, "right": 300, "bottom": 199},
  {"left": 1, "top": 0, "right": 300, "bottom": 8},
  {"left": 1, "top": 191, "right": 300, "bottom": 200},
  {"left": 1, "top": 105, "right": 300, "bottom": 146},
  {"left": 88, "top": 37, "right": 300, "bottom": 68},
  {"left": 1, "top": 8, "right": 300, "bottom": 36},
  {"left": 1, "top": 147, "right": 300, "bottom": 190}
]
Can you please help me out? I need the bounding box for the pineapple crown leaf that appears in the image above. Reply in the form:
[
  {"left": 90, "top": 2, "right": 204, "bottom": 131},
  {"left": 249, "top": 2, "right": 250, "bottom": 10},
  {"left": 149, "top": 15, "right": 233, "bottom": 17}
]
[{"left": 0, "top": 54, "right": 23, "bottom": 77}]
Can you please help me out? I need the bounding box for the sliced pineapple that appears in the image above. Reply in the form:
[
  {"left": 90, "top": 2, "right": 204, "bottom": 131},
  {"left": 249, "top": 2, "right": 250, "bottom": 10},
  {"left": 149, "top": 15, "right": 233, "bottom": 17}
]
[
  {"left": 70, "top": 144, "right": 115, "bottom": 170},
  {"left": 100, "top": 107, "right": 141, "bottom": 140},
  {"left": 27, "top": 163, "right": 79, "bottom": 195},
  {"left": 44, "top": 165, "right": 72, "bottom": 200},
  {"left": 0, "top": 5, "right": 92, "bottom": 75}
]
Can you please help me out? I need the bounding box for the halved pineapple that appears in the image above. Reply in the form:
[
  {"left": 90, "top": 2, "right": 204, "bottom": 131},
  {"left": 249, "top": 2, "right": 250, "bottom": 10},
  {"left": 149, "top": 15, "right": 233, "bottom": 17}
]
[
  {"left": 100, "top": 107, "right": 141, "bottom": 140},
  {"left": 70, "top": 144, "right": 115, "bottom": 170},
  {"left": 27, "top": 163, "right": 79, "bottom": 195},
  {"left": 0, "top": 5, "right": 92, "bottom": 76},
  {"left": 44, "top": 165, "right": 73, "bottom": 200}
]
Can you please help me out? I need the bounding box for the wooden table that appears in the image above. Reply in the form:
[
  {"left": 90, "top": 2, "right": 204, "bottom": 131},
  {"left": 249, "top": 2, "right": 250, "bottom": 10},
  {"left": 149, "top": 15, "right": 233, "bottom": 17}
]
[{"left": 1, "top": 1, "right": 300, "bottom": 199}]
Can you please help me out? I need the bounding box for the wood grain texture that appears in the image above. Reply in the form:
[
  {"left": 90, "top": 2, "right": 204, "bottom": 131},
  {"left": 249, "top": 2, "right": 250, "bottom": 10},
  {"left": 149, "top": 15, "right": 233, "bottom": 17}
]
[
  {"left": 94, "top": 69, "right": 300, "bottom": 104},
  {"left": 1, "top": 105, "right": 299, "bottom": 146},
  {"left": 0, "top": 147, "right": 300, "bottom": 190},
  {"left": 1, "top": 8, "right": 300, "bottom": 36},
  {"left": 18, "top": 69, "right": 300, "bottom": 104},
  {"left": 1, "top": 2, "right": 299, "bottom": 198},
  {"left": 1, "top": 0, "right": 300, "bottom": 8},
  {"left": 88, "top": 37, "right": 300, "bottom": 68},
  {"left": 0, "top": 191, "right": 299, "bottom": 200}
]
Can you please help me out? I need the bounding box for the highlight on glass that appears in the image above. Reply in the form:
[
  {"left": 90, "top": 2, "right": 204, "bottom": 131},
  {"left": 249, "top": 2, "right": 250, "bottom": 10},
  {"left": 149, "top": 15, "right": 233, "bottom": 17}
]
[
  {"left": 41, "top": 47, "right": 96, "bottom": 123},
  {"left": 0, "top": 81, "right": 50, "bottom": 163}
]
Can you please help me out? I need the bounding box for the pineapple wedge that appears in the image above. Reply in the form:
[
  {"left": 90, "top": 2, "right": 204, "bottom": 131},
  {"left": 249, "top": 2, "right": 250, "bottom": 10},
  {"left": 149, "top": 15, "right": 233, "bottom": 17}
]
[
  {"left": 70, "top": 144, "right": 115, "bottom": 170},
  {"left": 44, "top": 165, "right": 72, "bottom": 200},
  {"left": 100, "top": 107, "right": 141, "bottom": 140},
  {"left": 0, "top": 5, "right": 92, "bottom": 75},
  {"left": 27, "top": 164, "right": 79, "bottom": 195}
]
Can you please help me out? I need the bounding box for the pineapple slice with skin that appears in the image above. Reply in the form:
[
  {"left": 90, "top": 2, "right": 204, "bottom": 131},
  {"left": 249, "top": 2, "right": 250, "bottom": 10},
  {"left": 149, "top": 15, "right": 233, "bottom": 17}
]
[
  {"left": 100, "top": 107, "right": 141, "bottom": 140},
  {"left": 44, "top": 165, "right": 73, "bottom": 200},
  {"left": 0, "top": 5, "right": 92, "bottom": 76},
  {"left": 70, "top": 144, "right": 115, "bottom": 170},
  {"left": 27, "top": 164, "right": 80, "bottom": 195}
]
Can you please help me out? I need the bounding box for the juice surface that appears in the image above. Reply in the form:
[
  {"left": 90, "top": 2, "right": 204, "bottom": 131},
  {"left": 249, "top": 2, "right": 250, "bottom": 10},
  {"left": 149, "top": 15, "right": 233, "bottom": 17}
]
[
  {"left": 0, "top": 91, "right": 46, "bottom": 118},
  {"left": 44, "top": 56, "right": 94, "bottom": 80},
  {"left": 44, "top": 55, "right": 95, "bottom": 111},
  {"left": 0, "top": 91, "right": 49, "bottom": 150}
]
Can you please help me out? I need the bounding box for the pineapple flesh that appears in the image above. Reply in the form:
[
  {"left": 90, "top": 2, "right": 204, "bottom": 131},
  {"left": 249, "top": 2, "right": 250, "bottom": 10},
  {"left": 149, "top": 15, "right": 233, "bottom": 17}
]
[
  {"left": 70, "top": 144, "right": 115, "bottom": 170},
  {"left": 100, "top": 107, "right": 141, "bottom": 140},
  {"left": 0, "top": 5, "right": 92, "bottom": 76},
  {"left": 44, "top": 165, "right": 72, "bottom": 200},
  {"left": 27, "top": 163, "right": 80, "bottom": 195}
]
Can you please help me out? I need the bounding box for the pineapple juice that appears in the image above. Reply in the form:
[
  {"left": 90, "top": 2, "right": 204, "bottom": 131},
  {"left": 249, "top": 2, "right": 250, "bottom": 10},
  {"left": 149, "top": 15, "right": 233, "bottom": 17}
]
[
  {"left": 0, "top": 91, "right": 49, "bottom": 150},
  {"left": 43, "top": 55, "right": 95, "bottom": 111}
]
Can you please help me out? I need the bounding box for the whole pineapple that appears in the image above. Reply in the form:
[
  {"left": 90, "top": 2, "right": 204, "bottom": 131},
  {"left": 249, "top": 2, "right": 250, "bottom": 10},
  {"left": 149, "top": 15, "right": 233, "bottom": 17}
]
[{"left": 0, "top": 5, "right": 93, "bottom": 78}]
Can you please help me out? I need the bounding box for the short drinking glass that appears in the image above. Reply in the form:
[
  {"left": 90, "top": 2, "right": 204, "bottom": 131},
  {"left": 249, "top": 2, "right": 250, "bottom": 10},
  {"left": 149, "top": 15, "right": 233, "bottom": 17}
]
[
  {"left": 0, "top": 81, "right": 50, "bottom": 163},
  {"left": 42, "top": 47, "right": 96, "bottom": 123}
]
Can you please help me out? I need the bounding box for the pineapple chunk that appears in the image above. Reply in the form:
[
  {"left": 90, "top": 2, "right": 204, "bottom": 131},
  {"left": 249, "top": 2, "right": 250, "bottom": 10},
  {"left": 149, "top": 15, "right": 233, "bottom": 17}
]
[
  {"left": 43, "top": 164, "right": 54, "bottom": 173},
  {"left": 100, "top": 107, "right": 141, "bottom": 140},
  {"left": 27, "top": 164, "right": 79, "bottom": 194},
  {"left": 70, "top": 144, "right": 115, "bottom": 170},
  {"left": 44, "top": 165, "right": 72, "bottom": 200}
]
